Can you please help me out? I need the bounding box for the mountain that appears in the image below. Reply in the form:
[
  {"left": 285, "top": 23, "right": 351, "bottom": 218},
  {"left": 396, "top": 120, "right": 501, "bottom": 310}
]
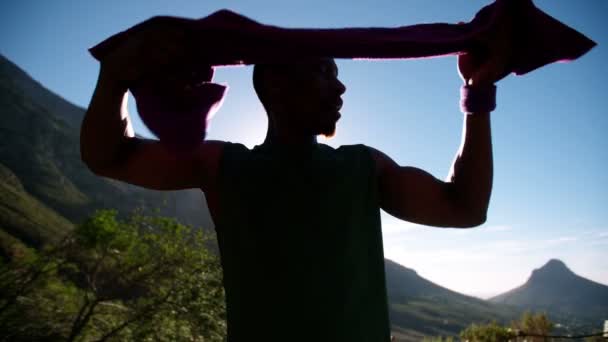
[
  {"left": 0, "top": 55, "right": 84, "bottom": 128},
  {"left": 0, "top": 53, "right": 214, "bottom": 251},
  {"left": 0, "top": 162, "right": 74, "bottom": 254},
  {"left": 490, "top": 259, "right": 608, "bottom": 323},
  {"left": 385, "top": 259, "right": 518, "bottom": 340}
]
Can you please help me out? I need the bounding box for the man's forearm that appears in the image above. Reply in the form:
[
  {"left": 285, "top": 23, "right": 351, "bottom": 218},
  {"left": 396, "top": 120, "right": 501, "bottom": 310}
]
[
  {"left": 80, "top": 68, "right": 133, "bottom": 172},
  {"left": 447, "top": 112, "right": 493, "bottom": 223}
]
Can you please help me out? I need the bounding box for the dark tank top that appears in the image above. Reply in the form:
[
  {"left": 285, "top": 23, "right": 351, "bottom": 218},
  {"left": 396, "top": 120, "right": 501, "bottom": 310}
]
[{"left": 215, "top": 142, "right": 390, "bottom": 342}]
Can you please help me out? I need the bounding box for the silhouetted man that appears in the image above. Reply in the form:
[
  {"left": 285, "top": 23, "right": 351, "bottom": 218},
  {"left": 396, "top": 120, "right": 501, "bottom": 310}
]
[{"left": 81, "top": 24, "right": 509, "bottom": 341}]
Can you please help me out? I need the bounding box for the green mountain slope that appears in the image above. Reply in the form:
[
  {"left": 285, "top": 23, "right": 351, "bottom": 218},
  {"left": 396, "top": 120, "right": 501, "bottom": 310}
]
[
  {"left": 0, "top": 162, "right": 73, "bottom": 252},
  {"left": 0, "top": 54, "right": 213, "bottom": 250},
  {"left": 385, "top": 259, "right": 518, "bottom": 339},
  {"left": 0, "top": 54, "right": 84, "bottom": 127}
]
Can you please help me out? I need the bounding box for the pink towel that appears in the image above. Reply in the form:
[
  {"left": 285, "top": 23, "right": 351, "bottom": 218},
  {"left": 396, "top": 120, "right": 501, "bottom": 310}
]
[{"left": 90, "top": 0, "right": 595, "bottom": 150}]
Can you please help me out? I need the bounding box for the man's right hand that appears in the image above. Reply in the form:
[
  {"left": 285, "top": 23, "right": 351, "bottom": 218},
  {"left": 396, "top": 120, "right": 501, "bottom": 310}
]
[{"left": 99, "top": 25, "right": 191, "bottom": 88}]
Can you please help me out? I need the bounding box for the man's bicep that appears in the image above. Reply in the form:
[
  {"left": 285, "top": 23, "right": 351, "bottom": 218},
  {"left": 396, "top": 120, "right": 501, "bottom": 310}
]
[
  {"left": 95, "top": 138, "right": 224, "bottom": 192},
  {"left": 370, "top": 147, "right": 468, "bottom": 227}
]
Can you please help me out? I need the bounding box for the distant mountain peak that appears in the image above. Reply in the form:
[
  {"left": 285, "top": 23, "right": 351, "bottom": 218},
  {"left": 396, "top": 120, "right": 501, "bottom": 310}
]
[
  {"left": 530, "top": 259, "right": 574, "bottom": 281},
  {"left": 549, "top": 258, "right": 567, "bottom": 266},
  {"left": 490, "top": 259, "right": 608, "bottom": 322},
  {"left": 541, "top": 258, "right": 570, "bottom": 272}
]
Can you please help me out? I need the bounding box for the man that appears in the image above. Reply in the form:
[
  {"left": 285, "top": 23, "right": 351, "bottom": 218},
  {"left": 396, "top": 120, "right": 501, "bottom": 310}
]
[{"left": 81, "top": 24, "right": 509, "bottom": 341}]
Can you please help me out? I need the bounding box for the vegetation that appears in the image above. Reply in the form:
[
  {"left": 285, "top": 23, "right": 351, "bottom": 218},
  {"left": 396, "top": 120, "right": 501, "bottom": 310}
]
[
  {"left": 0, "top": 210, "right": 226, "bottom": 341},
  {"left": 459, "top": 320, "right": 518, "bottom": 342},
  {"left": 509, "top": 311, "right": 554, "bottom": 341},
  {"left": 0, "top": 162, "right": 75, "bottom": 250},
  {"left": 420, "top": 312, "right": 555, "bottom": 342}
]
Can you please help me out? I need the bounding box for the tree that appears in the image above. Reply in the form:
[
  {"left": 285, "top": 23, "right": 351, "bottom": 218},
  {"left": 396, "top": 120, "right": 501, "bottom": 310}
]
[
  {"left": 510, "top": 311, "right": 553, "bottom": 342},
  {"left": 0, "top": 209, "right": 226, "bottom": 341},
  {"left": 0, "top": 239, "right": 78, "bottom": 341},
  {"left": 457, "top": 312, "right": 554, "bottom": 342},
  {"left": 460, "top": 320, "right": 516, "bottom": 342}
]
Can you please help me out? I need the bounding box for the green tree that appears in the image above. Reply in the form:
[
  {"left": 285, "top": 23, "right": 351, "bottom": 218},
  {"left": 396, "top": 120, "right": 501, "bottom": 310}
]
[
  {"left": 0, "top": 239, "right": 79, "bottom": 340},
  {"left": 457, "top": 312, "right": 554, "bottom": 342},
  {"left": 460, "top": 320, "right": 516, "bottom": 342},
  {"left": 0, "top": 209, "right": 226, "bottom": 341},
  {"left": 510, "top": 311, "right": 553, "bottom": 342}
]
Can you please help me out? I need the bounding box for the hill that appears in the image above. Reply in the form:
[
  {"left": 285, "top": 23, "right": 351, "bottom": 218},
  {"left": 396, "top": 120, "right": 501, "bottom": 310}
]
[
  {"left": 490, "top": 259, "right": 608, "bottom": 324},
  {"left": 0, "top": 53, "right": 214, "bottom": 251},
  {"left": 385, "top": 259, "right": 518, "bottom": 340}
]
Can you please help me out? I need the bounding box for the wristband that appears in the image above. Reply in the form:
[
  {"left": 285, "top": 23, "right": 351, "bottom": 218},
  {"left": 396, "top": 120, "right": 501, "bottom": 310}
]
[{"left": 460, "top": 84, "right": 496, "bottom": 114}]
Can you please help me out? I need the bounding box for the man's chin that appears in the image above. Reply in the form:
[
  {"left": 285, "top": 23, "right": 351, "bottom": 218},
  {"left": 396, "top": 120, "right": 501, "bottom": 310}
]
[
  {"left": 319, "top": 125, "right": 337, "bottom": 139},
  {"left": 312, "top": 114, "right": 339, "bottom": 138}
]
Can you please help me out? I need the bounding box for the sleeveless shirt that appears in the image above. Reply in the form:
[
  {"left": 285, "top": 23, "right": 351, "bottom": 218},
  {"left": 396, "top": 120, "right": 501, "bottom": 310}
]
[{"left": 215, "top": 142, "right": 391, "bottom": 341}]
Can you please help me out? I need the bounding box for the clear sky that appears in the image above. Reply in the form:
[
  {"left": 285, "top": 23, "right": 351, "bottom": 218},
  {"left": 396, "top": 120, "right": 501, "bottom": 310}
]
[{"left": 1, "top": 0, "right": 606, "bottom": 298}]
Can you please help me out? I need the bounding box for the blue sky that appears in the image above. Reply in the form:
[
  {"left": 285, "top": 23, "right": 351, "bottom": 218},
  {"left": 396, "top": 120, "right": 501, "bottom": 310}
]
[{"left": 1, "top": 0, "right": 606, "bottom": 298}]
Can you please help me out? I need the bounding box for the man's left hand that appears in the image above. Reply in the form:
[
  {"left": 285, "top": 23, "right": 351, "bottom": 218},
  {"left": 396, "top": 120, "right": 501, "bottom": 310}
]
[{"left": 457, "top": 19, "right": 513, "bottom": 86}]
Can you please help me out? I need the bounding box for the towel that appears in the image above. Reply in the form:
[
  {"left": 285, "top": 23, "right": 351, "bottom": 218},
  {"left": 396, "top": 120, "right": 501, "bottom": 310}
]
[{"left": 90, "top": 0, "right": 596, "bottom": 150}]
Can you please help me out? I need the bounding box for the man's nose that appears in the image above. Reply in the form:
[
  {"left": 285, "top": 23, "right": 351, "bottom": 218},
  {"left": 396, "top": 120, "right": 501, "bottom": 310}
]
[{"left": 334, "top": 78, "right": 346, "bottom": 95}]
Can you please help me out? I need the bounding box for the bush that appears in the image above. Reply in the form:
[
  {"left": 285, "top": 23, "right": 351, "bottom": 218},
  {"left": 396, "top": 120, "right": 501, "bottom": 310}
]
[
  {"left": 460, "top": 320, "right": 516, "bottom": 342},
  {"left": 457, "top": 312, "right": 554, "bottom": 342},
  {"left": 0, "top": 209, "right": 226, "bottom": 341}
]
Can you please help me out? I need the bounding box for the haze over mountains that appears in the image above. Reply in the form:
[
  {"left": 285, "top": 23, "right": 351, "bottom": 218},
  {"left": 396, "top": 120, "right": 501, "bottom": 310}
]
[{"left": 1, "top": 54, "right": 605, "bottom": 340}]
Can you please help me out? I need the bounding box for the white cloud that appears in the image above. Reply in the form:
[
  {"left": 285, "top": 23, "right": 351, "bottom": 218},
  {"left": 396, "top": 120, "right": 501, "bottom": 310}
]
[
  {"left": 589, "top": 239, "right": 608, "bottom": 246},
  {"left": 380, "top": 213, "right": 424, "bottom": 235},
  {"left": 543, "top": 236, "right": 578, "bottom": 247},
  {"left": 446, "top": 224, "right": 515, "bottom": 235},
  {"left": 550, "top": 236, "right": 578, "bottom": 242},
  {"left": 483, "top": 225, "right": 513, "bottom": 233}
]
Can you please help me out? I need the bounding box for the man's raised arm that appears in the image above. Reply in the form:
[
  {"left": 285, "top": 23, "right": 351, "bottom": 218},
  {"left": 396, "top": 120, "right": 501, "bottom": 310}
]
[
  {"left": 371, "top": 21, "right": 511, "bottom": 228},
  {"left": 80, "top": 27, "right": 223, "bottom": 192},
  {"left": 370, "top": 107, "right": 492, "bottom": 228}
]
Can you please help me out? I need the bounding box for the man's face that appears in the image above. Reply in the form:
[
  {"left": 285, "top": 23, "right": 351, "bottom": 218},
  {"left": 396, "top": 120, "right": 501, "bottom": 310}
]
[{"left": 267, "top": 59, "right": 346, "bottom": 137}]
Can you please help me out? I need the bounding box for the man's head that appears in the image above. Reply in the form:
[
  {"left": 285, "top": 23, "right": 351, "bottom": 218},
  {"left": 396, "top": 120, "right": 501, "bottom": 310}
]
[{"left": 253, "top": 58, "right": 346, "bottom": 138}]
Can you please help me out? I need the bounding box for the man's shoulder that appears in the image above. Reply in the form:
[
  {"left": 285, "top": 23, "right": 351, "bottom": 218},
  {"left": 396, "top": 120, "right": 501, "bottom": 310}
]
[
  {"left": 317, "top": 144, "right": 377, "bottom": 173},
  {"left": 215, "top": 142, "right": 376, "bottom": 161},
  {"left": 315, "top": 142, "right": 367, "bottom": 152},
  {"left": 215, "top": 141, "right": 251, "bottom": 156},
  {"left": 332, "top": 143, "right": 375, "bottom": 159}
]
